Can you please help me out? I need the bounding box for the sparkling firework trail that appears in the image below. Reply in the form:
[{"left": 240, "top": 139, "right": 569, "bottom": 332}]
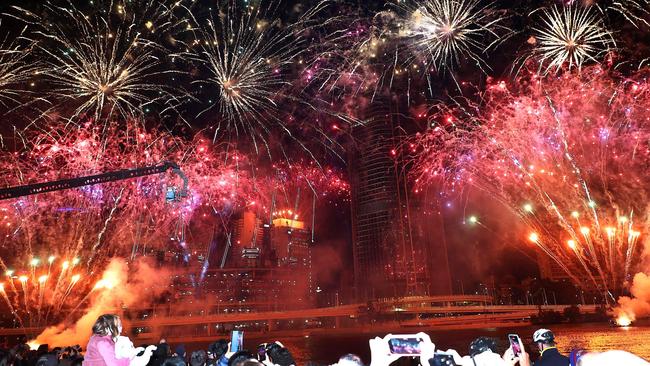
[
  {"left": 565, "top": 0, "right": 650, "bottom": 28},
  {"left": 408, "top": 66, "right": 649, "bottom": 296},
  {"left": 529, "top": 5, "right": 614, "bottom": 74},
  {"left": 0, "top": 22, "right": 42, "bottom": 112}
]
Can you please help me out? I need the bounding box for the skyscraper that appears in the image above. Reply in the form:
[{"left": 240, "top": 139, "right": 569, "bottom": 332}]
[{"left": 349, "top": 97, "right": 451, "bottom": 300}]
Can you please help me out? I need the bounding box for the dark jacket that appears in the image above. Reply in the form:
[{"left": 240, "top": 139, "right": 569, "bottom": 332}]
[{"left": 534, "top": 347, "right": 569, "bottom": 366}]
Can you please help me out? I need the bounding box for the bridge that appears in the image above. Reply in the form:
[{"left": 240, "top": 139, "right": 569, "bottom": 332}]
[{"left": 0, "top": 295, "right": 602, "bottom": 341}]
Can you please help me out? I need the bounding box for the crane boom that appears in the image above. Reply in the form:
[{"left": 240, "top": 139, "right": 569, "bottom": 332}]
[{"left": 0, "top": 161, "right": 187, "bottom": 200}]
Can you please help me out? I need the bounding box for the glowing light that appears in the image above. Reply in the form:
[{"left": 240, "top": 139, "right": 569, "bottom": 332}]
[
  {"left": 529, "top": 232, "right": 540, "bottom": 243},
  {"left": 61, "top": 261, "right": 70, "bottom": 270},
  {"left": 523, "top": 203, "right": 533, "bottom": 212},
  {"left": 605, "top": 227, "right": 616, "bottom": 237},
  {"left": 468, "top": 216, "right": 478, "bottom": 224},
  {"left": 567, "top": 240, "right": 577, "bottom": 250},
  {"left": 616, "top": 314, "right": 632, "bottom": 327},
  {"left": 5, "top": 270, "right": 13, "bottom": 277},
  {"left": 38, "top": 275, "right": 48, "bottom": 284},
  {"left": 27, "top": 341, "right": 39, "bottom": 351},
  {"left": 18, "top": 276, "right": 28, "bottom": 283},
  {"left": 30, "top": 258, "right": 39, "bottom": 267},
  {"left": 571, "top": 211, "right": 580, "bottom": 218},
  {"left": 71, "top": 274, "right": 81, "bottom": 283},
  {"left": 72, "top": 258, "right": 80, "bottom": 266},
  {"left": 580, "top": 227, "right": 590, "bottom": 235},
  {"left": 48, "top": 256, "right": 56, "bottom": 264},
  {"left": 94, "top": 278, "right": 116, "bottom": 290},
  {"left": 619, "top": 216, "right": 628, "bottom": 224}
]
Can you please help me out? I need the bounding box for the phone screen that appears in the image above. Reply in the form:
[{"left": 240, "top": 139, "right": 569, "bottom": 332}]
[
  {"left": 230, "top": 330, "right": 244, "bottom": 353},
  {"left": 508, "top": 334, "right": 522, "bottom": 357},
  {"left": 388, "top": 338, "right": 422, "bottom": 355}
]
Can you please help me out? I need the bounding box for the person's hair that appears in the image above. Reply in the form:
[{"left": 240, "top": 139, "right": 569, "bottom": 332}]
[
  {"left": 208, "top": 340, "right": 228, "bottom": 359},
  {"left": 155, "top": 343, "right": 170, "bottom": 359},
  {"left": 266, "top": 346, "right": 295, "bottom": 366},
  {"left": 469, "top": 337, "right": 498, "bottom": 357},
  {"left": 227, "top": 351, "right": 254, "bottom": 366},
  {"left": 91, "top": 314, "right": 121, "bottom": 338},
  {"left": 190, "top": 350, "right": 207, "bottom": 366},
  {"left": 162, "top": 356, "right": 187, "bottom": 366},
  {"left": 338, "top": 354, "right": 364, "bottom": 366}
]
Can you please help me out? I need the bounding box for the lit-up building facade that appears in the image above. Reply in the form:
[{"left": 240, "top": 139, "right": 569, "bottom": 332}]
[{"left": 156, "top": 210, "right": 315, "bottom": 311}]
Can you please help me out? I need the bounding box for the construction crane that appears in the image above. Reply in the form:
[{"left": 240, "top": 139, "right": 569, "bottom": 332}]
[{"left": 0, "top": 161, "right": 188, "bottom": 201}]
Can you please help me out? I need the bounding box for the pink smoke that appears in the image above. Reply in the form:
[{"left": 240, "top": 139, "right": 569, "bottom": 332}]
[{"left": 31, "top": 258, "right": 170, "bottom": 348}]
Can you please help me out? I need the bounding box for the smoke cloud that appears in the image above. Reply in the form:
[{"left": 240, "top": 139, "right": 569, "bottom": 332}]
[
  {"left": 32, "top": 257, "right": 170, "bottom": 348},
  {"left": 615, "top": 272, "right": 650, "bottom": 322}
]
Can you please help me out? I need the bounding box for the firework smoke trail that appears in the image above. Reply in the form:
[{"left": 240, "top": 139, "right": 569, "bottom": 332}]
[
  {"left": 87, "top": 188, "right": 124, "bottom": 267},
  {"left": 528, "top": 5, "right": 614, "bottom": 74},
  {"left": 408, "top": 66, "right": 649, "bottom": 294},
  {"left": 9, "top": 0, "right": 195, "bottom": 127}
]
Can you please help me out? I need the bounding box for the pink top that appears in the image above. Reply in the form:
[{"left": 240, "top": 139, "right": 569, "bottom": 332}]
[{"left": 82, "top": 335, "right": 130, "bottom": 366}]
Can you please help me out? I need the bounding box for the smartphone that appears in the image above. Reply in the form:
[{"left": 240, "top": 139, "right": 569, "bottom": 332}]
[
  {"left": 387, "top": 337, "right": 422, "bottom": 355},
  {"left": 230, "top": 330, "right": 244, "bottom": 353},
  {"left": 508, "top": 334, "right": 522, "bottom": 357}
]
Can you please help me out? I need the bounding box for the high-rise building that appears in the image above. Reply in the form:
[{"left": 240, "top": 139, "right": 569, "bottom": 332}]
[
  {"left": 349, "top": 97, "right": 451, "bottom": 300},
  {"left": 231, "top": 210, "right": 264, "bottom": 267}
]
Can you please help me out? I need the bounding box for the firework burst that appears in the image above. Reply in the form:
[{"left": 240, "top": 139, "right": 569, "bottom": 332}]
[
  {"left": 396, "top": 0, "right": 508, "bottom": 74},
  {"left": 11, "top": 0, "right": 194, "bottom": 126},
  {"left": 408, "top": 66, "right": 649, "bottom": 297},
  {"left": 191, "top": 1, "right": 332, "bottom": 157},
  {"left": 529, "top": 5, "right": 614, "bottom": 74}
]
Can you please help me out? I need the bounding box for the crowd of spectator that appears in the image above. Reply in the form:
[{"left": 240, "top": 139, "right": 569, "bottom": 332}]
[{"left": 0, "top": 314, "right": 646, "bottom": 366}]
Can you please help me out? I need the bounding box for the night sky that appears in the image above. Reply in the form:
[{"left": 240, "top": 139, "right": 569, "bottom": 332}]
[{"left": 1, "top": 0, "right": 649, "bottom": 299}]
